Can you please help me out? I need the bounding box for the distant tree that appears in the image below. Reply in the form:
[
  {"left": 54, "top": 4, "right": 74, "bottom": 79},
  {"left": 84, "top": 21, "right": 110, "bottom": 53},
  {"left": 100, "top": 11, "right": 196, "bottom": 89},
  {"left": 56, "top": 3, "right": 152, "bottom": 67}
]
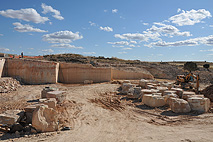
[
  {"left": 203, "top": 64, "right": 210, "bottom": 71},
  {"left": 184, "top": 62, "right": 198, "bottom": 71}
]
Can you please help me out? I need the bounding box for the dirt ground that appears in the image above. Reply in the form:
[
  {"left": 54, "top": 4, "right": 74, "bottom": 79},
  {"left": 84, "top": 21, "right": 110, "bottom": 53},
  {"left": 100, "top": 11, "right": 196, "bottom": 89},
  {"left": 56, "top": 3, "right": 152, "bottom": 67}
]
[{"left": 0, "top": 82, "right": 213, "bottom": 142}]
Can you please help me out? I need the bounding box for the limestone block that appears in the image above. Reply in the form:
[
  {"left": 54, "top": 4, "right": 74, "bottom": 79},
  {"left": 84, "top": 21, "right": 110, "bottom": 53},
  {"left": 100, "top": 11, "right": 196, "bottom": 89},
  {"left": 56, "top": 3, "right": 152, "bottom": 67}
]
[
  {"left": 39, "top": 98, "right": 57, "bottom": 110},
  {"left": 0, "top": 110, "right": 22, "bottom": 125},
  {"left": 171, "top": 88, "right": 183, "bottom": 97},
  {"left": 32, "top": 105, "right": 58, "bottom": 132},
  {"left": 46, "top": 91, "right": 66, "bottom": 100},
  {"left": 182, "top": 91, "right": 196, "bottom": 100},
  {"left": 157, "top": 86, "right": 168, "bottom": 95},
  {"left": 170, "top": 98, "right": 191, "bottom": 113},
  {"left": 164, "top": 93, "right": 178, "bottom": 105},
  {"left": 84, "top": 80, "right": 93, "bottom": 84},
  {"left": 41, "top": 87, "right": 58, "bottom": 98},
  {"left": 163, "top": 90, "right": 177, "bottom": 96},
  {"left": 139, "top": 79, "right": 149, "bottom": 88},
  {"left": 147, "top": 85, "right": 155, "bottom": 89},
  {"left": 24, "top": 104, "right": 44, "bottom": 113},
  {"left": 187, "top": 97, "right": 210, "bottom": 113},
  {"left": 121, "top": 83, "right": 135, "bottom": 94},
  {"left": 142, "top": 94, "right": 166, "bottom": 107}
]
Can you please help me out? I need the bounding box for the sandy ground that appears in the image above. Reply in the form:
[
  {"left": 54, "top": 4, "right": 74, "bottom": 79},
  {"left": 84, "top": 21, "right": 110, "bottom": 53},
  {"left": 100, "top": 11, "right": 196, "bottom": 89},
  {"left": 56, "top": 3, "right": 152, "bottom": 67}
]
[{"left": 0, "top": 83, "right": 213, "bottom": 142}]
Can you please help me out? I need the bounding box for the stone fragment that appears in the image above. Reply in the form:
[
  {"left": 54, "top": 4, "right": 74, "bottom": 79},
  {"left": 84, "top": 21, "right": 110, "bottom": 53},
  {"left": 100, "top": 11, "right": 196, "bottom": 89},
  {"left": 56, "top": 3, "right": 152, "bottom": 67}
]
[
  {"left": 127, "top": 87, "right": 142, "bottom": 98},
  {"left": 182, "top": 91, "right": 196, "bottom": 100},
  {"left": 170, "top": 98, "right": 191, "bottom": 113},
  {"left": 121, "top": 83, "right": 135, "bottom": 94},
  {"left": 46, "top": 91, "right": 66, "bottom": 100},
  {"left": 139, "top": 79, "right": 149, "bottom": 88},
  {"left": 39, "top": 98, "right": 57, "bottom": 110},
  {"left": 0, "top": 110, "right": 22, "bottom": 125},
  {"left": 164, "top": 93, "right": 178, "bottom": 105},
  {"left": 41, "top": 87, "right": 58, "bottom": 98},
  {"left": 171, "top": 88, "right": 183, "bottom": 97},
  {"left": 10, "top": 123, "right": 23, "bottom": 133},
  {"left": 142, "top": 94, "right": 166, "bottom": 107},
  {"left": 163, "top": 90, "right": 177, "bottom": 96},
  {"left": 147, "top": 85, "right": 155, "bottom": 89},
  {"left": 32, "top": 105, "right": 58, "bottom": 132},
  {"left": 157, "top": 86, "right": 168, "bottom": 95},
  {"left": 187, "top": 97, "right": 210, "bottom": 113}
]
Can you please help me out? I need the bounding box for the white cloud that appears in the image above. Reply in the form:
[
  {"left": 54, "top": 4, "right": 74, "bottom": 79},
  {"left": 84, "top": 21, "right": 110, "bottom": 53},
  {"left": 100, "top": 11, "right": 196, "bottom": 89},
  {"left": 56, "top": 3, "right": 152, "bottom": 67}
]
[
  {"left": 99, "top": 26, "right": 113, "bottom": 32},
  {"left": 42, "top": 49, "right": 54, "bottom": 53},
  {"left": 112, "top": 45, "right": 124, "bottom": 48},
  {"left": 13, "top": 22, "right": 48, "bottom": 32},
  {"left": 89, "top": 21, "right": 96, "bottom": 26},
  {"left": 115, "top": 32, "right": 161, "bottom": 42},
  {"left": 0, "top": 8, "right": 49, "bottom": 23},
  {"left": 145, "top": 35, "right": 213, "bottom": 47},
  {"left": 149, "top": 22, "right": 191, "bottom": 37},
  {"left": 43, "top": 31, "right": 83, "bottom": 43},
  {"left": 0, "top": 34, "right": 3, "bottom": 36},
  {"left": 200, "top": 49, "right": 213, "bottom": 52},
  {"left": 51, "top": 44, "right": 83, "bottom": 49},
  {"left": 41, "top": 3, "right": 64, "bottom": 20},
  {"left": 208, "top": 54, "right": 213, "bottom": 56},
  {"left": 209, "top": 25, "right": 213, "bottom": 27},
  {"left": 82, "top": 52, "right": 96, "bottom": 55},
  {"left": 0, "top": 48, "right": 10, "bottom": 52},
  {"left": 169, "top": 9, "right": 212, "bottom": 26},
  {"left": 112, "top": 9, "right": 118, "bottom": 13},
  {"left": 130, "top": 40, "right": 137, "bottom": 44},
  {"left": 143, "top": 23, "right": 149, "bottom": 26},
  {"left": 118, "top": 51, "right": 127, "bottom": 54},
  {"left": 104, "top": 10, "right": 107, "bottom": 13},
  {"left": 129, "top": 44, "right": 135, "bottom": 47},
  {"left": 177, "top": 8, "right": 181, "bottom": 13},
  {"left": 108, "top": 41, "right": 129, "bottom": 45},
  {"left": 122, "top": 47, "right": 132, "bottom": 50}
]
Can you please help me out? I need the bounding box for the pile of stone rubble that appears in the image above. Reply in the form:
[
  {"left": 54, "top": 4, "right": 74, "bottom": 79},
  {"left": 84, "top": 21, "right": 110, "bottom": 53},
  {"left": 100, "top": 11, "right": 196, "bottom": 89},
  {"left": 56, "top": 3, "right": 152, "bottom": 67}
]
[
  {"left": 121, "top": 79, "right": 211, "bottom": 113},
  {"left": 0, "top": 86, "right": 68, "bottom": 135},
  {"left": 0, "top": 77, "right": 21, "bottom": 93}
]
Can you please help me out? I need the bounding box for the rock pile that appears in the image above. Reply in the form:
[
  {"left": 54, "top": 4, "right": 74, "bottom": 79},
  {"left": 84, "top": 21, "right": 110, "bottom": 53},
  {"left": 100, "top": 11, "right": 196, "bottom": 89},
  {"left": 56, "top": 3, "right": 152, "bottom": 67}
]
[
  {"left": 0, "top": 77, "right": 21, "bottom": 93},
  {"left": 201, "top": 85, "right": 213, "bottom": 102},
  {"left": 120, "top": 79, "right": 211, "bottom": 113},
  {"left": 0, "top": 87, "right": 68, "bottom": 135}
]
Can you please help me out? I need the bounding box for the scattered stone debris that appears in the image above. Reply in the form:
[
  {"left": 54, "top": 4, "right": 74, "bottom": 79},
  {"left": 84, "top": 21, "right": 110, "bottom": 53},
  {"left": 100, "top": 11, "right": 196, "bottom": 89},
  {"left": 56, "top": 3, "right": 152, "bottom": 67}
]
[{"left": 0, "top": 77, "right": 21, "bottom": 93}]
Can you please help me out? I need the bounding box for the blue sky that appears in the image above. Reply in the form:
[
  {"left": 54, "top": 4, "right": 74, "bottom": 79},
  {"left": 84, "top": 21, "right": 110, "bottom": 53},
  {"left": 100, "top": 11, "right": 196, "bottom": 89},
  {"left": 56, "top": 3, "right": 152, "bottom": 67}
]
[{"left": 0, "top": 0, "right": 213, "bottom": 61}]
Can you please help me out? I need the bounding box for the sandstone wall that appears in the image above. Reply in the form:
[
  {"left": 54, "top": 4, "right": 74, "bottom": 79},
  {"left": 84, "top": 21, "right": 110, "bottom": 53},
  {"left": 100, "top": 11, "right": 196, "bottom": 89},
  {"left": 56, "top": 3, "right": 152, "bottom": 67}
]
[
  {"left": 59, "top": 63, "right": 112, "bottom": 83},
  {"left": 5, "top": 59, "right": 59, "bottom": 84},
  {"left": 0, "top": 58, "right": 5, "bottom": 78},
  {"left": 112, "top": 69, "right": 154, "bottom": 80}
]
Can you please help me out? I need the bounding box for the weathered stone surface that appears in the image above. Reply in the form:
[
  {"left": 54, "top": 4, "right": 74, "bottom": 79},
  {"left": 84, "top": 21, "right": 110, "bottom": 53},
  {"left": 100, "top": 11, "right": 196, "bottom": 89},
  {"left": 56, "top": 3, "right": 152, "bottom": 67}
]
[
  {"left": 164, "top": 93, "right": 178, "bottom": 105},
  {"left": 157, "top": 86, "right": 168, "bottom": 94},
  {"left": 171, "top": 88, "right": 183, "bottom": 97},
  {"left": 24, "top": 104, "right": 43, "bottom": 113},
  {"left": 0, "top": 110, "right": 23, "bottom": 125},
  {"left": 163, "top": 90, "right": 177, "bottom": 96},
  {"left": 170, "top": 98, "right": 191, "bottom": 113},
  {"left": 46, "top": 91, "right": 66, "bottom": 100},
  {"left": 147, "top": 85, "right": 155, "bottom": 89},
  {"left": 84, "top": 80, "right": 93, "bottom": 84},
  {"left": 32, "top": 105, "right": 58, "bottom": 132},
  {"left": 139, "top": 79, "right": 149, "bottom": 88},
  {"left": 10, "top": 123, "right": 23, "bottom": 133},
  {"left": 127, "top": 87, "right": 142, "bottom": 99},
  {"left": 121, "top": 83, "right": 135, "bottom": 94},
  {"left": 187, "top": 97, "right": 210, "bottom": 113},
  {"left": 39, "top": 98, "right": 57, "bottom": 110},
  {"left": 142, "top": 94, "right": 166, "bottom": 107},
  {"left": 41, "top": 87, "right": 58, "bottom": 98},
  {"left": 182, "top": 91, "right": 196, "bottom": 100},
  {"left": 141, "top": 89, "right": 152, "bottom": 96}
]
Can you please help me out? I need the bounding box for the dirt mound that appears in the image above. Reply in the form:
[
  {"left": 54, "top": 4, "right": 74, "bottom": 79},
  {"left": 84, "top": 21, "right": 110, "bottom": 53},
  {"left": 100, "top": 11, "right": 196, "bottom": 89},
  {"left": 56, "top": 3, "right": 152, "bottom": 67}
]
[
  {"left": 0, "top": 77, "right": 21, "bottom": 93},
  {"left": 201, "top": 85, "right": 213, "bottom": 102}
]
